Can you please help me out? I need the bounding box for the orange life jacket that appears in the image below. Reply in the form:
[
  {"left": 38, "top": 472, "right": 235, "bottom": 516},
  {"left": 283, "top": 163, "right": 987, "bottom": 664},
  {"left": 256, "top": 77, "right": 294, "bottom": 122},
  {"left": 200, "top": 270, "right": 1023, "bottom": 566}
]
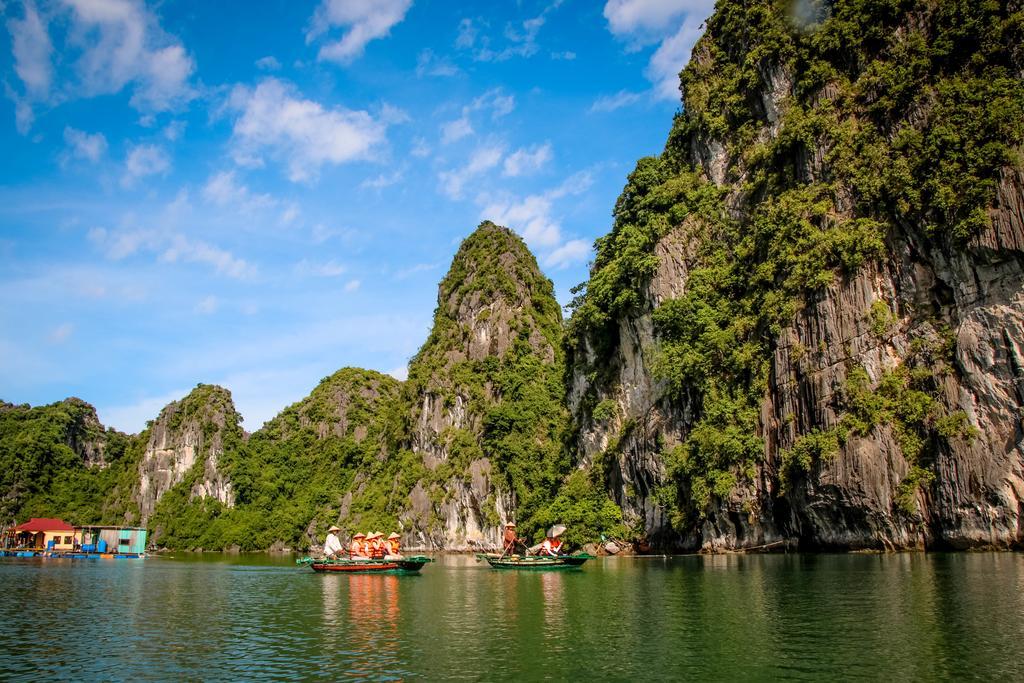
[
  {"left": 350, "top": 540, "right": 365, "bottom": 556},
  {"left": 541, "top": 538, "right": 563, "bottom": 556},
  {"left": 386, "top": 539, "right": 400, "bottom": 555}
]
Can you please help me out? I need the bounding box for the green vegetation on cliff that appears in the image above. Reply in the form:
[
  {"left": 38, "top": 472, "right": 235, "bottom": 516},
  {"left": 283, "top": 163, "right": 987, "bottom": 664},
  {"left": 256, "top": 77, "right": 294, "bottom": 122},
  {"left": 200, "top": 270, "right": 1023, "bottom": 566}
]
[
  {"left": 0, "top": 398, "right": 136, "bottom": 526},
  {"left": 567, "top": 0, "right": 1022, "bottom": 530}
]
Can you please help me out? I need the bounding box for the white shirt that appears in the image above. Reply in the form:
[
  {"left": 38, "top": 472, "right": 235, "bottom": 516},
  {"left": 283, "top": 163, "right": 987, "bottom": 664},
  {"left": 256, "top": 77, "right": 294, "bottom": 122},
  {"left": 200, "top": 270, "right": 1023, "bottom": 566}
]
[{"left": 324, "top": 532, "right": 343, "bottom": 556}]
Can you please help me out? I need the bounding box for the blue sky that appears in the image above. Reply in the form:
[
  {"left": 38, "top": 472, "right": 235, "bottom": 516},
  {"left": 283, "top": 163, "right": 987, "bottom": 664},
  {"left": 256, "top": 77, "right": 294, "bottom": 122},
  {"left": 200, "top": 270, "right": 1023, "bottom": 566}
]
[{"left": 0, "top": 0, "right": 715, "bottom": 433}]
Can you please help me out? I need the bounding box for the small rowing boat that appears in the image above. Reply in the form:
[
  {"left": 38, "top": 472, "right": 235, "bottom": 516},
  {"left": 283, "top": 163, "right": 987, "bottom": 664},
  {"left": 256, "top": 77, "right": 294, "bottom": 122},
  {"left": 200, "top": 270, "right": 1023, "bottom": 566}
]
[
  {"left": 297, "top": 556, "right": 432, "bottom": 574},
  {"left": 475, "top": 553, "right": 594, "bottom": 570}
]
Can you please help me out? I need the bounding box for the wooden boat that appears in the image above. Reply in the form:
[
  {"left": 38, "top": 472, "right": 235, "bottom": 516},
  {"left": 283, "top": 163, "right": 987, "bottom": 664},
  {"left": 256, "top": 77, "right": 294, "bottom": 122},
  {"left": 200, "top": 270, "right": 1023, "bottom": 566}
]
[
  {"left": 298, "top": 555, "right": 432, "bottom": 575},
  {"left": 475, "top": 553, "right": 594, "bottom": 570}
]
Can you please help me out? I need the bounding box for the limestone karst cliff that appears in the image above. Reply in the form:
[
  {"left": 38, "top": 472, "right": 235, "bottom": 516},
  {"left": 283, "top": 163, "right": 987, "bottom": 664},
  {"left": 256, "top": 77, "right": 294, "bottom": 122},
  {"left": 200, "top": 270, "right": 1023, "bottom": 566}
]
[
  {"left": 565, "top": 0, "right": 1024, "bottom": 550},
  {"left": 344, "top": 222, "right": 571, "bottom": 550}
]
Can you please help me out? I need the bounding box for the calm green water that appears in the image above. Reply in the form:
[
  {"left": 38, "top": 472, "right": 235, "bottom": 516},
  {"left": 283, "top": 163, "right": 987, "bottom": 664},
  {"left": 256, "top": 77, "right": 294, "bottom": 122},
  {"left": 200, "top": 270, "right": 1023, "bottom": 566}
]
[{"left": 1, "top": 552, "right": 1022, "bottom": 680}]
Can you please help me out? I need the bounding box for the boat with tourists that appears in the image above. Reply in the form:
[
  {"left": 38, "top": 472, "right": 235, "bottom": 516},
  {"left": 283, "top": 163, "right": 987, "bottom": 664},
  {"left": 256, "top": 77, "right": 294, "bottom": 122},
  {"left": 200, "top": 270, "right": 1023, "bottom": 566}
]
[
  {"left": 298, "top": 556, "right": 433, "bottom": 574},
  {"left": 476, "top": 523, "right": 594, "bottom": 569},
  {"left": 475, "top": 553, "right": 594, "bottom": 570}
]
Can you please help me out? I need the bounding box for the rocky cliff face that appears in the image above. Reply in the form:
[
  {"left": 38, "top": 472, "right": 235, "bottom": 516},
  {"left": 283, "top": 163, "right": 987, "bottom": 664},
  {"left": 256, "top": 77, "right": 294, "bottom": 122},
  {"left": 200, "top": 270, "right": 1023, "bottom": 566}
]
[
  {"left": 567, "top": 0, "right": 1024, "bottom": 551},
  {"left": 387, "top": 221, "right": 567, "bottom": 550},
  {"left": 135, "top": 384, "right": 241, "bottom": 524}
]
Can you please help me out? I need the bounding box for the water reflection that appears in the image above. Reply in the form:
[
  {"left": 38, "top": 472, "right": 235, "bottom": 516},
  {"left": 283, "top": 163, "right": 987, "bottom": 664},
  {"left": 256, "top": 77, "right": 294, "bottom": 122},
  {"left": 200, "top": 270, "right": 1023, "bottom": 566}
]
[
  {"left": 343, "top": 574, "right": 402, "bottom": 679},
  {"left": 539, "top": 571, "right": 566, "bottom": 641}
]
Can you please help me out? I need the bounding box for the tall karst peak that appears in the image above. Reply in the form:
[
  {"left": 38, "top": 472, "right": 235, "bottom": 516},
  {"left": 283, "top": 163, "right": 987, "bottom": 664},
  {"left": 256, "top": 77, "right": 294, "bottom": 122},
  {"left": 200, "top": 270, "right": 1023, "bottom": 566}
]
[
  {"left": 136, "top": 383, "right": 243, "bottom": 527},
  {"left": 414, "top": 220, "right": 562, "bottom": 376}
]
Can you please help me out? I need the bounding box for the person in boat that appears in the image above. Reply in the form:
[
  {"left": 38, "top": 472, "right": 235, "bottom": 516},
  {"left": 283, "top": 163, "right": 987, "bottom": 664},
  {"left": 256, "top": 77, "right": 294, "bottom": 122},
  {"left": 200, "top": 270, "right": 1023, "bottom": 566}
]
[
  {"left": 502, "top": 522, "right": 522, "bottom": 555},
  {"left": 539, "top": 525, "right": 566, "bottom": 556},
  {"left": 349, "top": 532, "right": 367, "bottom": 557},
  {"left": 360, "top": 532, "right": 375, "bottom": 557},
  {"left": 367, "top": 532, "right": 386, "bottom": 558},
  {"left": 384, "top": 533, "right": 402, "bottom": 559},
  {"left": 324, "top": 525, "right": 345, "bottom": 558}
]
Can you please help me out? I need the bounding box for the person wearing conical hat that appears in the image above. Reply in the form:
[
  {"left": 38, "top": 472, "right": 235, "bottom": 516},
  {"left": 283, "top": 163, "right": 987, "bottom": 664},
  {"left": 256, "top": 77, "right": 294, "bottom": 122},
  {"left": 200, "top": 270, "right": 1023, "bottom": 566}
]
[
  {"left": 350, "top": 532, "right": 367, "bottom": 557},
  {"left": 384, "top": 533, "right": 401, "bottom": 558},
  {"left": 369, "top": 532, "right": 387, "bottom": 559},
  {"left": 502, "top": 522, "right": 521, "bottom": 555},
  {"left": 360, "top": 532, "right": 374, "bottom": 557},
  {"left": 324, "top": 525, "right": 344, "bottom": 558},
  {"left": 539, "top": 525, "right": 565, "bottom": 557}
]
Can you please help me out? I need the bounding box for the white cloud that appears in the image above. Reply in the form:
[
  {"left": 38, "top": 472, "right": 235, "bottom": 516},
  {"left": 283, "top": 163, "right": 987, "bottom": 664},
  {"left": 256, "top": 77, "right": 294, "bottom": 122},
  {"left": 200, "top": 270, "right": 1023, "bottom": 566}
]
[
  {"left": 63, "top": 126, "right": 107, "bottom": 161},
  {"left": 387, "top": 364, "right": 408, "bottom": 381},
  {"left": 160, "top": 234, "right": 256, "bottom": 279},
  {"left": 195, "top": 295, "right": 218, "bottom": 315},
  {"left": 479, "top": 170, "right": 593, "bottom": 260},
  {"left": 603, "top": 0, "right": 714, "bottom": 100},
  {"left": 162, "top": 120, "right": 186, "bottom": 141},
  {"left": 482, "top": 193, "right": 561, "bottom": 248},
  {"left": 360, "top": 167, "right": 404, "bottom": 190},
  {"left": 48, "top": 322, "right": 74, "bottom": 344},
  {"left": 461, "top": 8, "right": 557, "bottom": 63},
  {"left": 503, "top": 143, "right": 552, "bottom": 177},
  {"left": 472, "top": 88, "right": 515, "bottom": 119},
  {"left": 0, "top": 1, "right": 196, "bottom": 132},
  {"left": 201, "top": 170, "right": 275, "bottom": 212},
  {"left": 544, "top": 239, "right": 591, "bottom": 269},
  {"left": 121, "top": 143, "right": 170, "bottom": 187},
  {"left": 255, "top": 55, "right": 281, "bottom": 71},
  {"left": 604, "top": 0, "right": 702, "bottom": 36},
  {"left": 455, "top": 18, "right": 476, "bottom": 49},
  {"left": 646, "top": 17, "right": 707, "bottom": 100},
  {"left": 63, "top": 0, "right": 196, "bottom": 110},
  {"left": 344, "top": 279, "right": 361, "bottom": 292},
  {"left": 440, "top": 116, "right": 473, "bottom": 144},
  {"left": 416, "top": 49, "right": 459, "bottom": 77},
  {"left": 438, "top": 88, "right": 515, "bottom": 145},
  {"left": 8, "top": 1, "right": 52, "bottom": 97},
  {"left": 590, "top": 89, "right": 644, "bottom": 112},
  {"left": 89, "top": 227, "right": 255, "bottom": 279},
  {"left": 307, "top": 0, "right": 413, "bottom": 64},
  {"left": 6, "top": 1, "right": 52, "bottom": 132},
  {"left": 227, "top": 78, "right": 388, "bottom": 182},
  {"left": 295, "top": 259, "right": 346, "bottom": 277},
  {"left": 279, "top": 203, "right": 300, "bottom": 225},
  {"left": 551, "top": 50, "right": 576, "bottom": 60},
  {"left": 438, "top": 144, "right": 504, "bottom": 199}
]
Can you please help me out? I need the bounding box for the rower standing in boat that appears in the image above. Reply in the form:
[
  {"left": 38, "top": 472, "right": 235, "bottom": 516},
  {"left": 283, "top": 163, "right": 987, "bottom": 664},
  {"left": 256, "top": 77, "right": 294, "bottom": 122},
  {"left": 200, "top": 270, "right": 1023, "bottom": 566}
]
[
  {"left": 324, "top": 525, "right": 345, "bottom": 558},
  {"left": 350, "top": 532, "right": 367, "bottom": 557},
  {"left": 539, "top": 525, "right": 566, "bottom": 556},
  {"left": 502, "top": 522, "right": 522, "bottom": 555}
]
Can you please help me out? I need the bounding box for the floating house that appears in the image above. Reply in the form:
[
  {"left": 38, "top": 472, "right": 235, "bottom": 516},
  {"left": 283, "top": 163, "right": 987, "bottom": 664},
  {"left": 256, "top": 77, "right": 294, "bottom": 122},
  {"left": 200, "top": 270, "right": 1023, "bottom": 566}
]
[
  {"left": 3, "top": 518, "right": 81, "bottom": 551},
  {"left": 0, "top": 519, "right": 147, "bottom": 558},
  {"left": 76, "top": 525, "right": 148, "bottom": 556}
]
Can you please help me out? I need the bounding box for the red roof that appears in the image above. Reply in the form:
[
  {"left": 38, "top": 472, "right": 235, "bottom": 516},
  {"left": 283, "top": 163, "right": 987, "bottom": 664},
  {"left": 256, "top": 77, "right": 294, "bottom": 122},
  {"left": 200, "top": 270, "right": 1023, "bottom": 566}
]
[{"left": 12, "top": 518, "right": 75, "bottom": 532}]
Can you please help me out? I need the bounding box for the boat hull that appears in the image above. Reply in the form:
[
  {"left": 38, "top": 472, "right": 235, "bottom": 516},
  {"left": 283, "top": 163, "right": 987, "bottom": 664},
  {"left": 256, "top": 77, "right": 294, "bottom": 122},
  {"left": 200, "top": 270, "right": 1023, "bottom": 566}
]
[
  {"left": 477, "top": 553, "right": 594, "bottom": 570},
  {"left": 306, "top": 557, "right": 431, "bottom": 575}
]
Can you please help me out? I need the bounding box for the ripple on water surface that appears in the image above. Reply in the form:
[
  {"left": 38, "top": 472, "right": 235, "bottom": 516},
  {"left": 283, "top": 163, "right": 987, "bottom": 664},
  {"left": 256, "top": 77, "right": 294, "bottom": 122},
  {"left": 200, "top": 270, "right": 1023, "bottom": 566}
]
[{"left": 1, "top": 552, "right": 1022, "bottom": 680}]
